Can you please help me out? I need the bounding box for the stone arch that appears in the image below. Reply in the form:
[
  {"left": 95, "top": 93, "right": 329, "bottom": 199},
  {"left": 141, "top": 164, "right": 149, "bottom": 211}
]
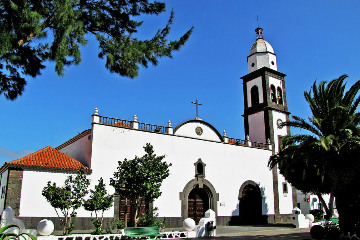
[
  {"left": 277, "top": 86, "right": 283, "bottom": 105},
  {"left": 238, "top": 180, "right": 265, "bottom": 224},
  {"left": 179, "top": 178, "right": 219, "bottom": 222},
  {"left": 251, "top": 85, "right": 259, "bottom": 106},
  {"left": 270, "top": 84, "right": 277, "bottom": 103}
]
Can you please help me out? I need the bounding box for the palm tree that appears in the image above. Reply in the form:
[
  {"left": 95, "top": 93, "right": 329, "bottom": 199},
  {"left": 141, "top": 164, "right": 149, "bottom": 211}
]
[{"left": 269, "top": 75, "right": 360, "bottom": 234}]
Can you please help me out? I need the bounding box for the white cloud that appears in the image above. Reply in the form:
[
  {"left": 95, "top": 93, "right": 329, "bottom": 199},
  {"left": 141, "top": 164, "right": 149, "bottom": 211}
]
[{"left": 0, "top": 148, "right": 34, "bottom": 160}]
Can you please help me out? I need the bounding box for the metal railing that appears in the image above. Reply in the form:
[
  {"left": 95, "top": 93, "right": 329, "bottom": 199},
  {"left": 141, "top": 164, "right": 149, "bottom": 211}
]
[
  {"left": 227, "top": 137, "right": 270, "bottom": 149},
  {"left": 98, "top": 116, "right": 166, "bottom": 133},
  {"left": 138, "top": 122, "right": 166, "bottom": 133},
  {"left": 99, "top": 116, "right": 132, "bottom": 127}
]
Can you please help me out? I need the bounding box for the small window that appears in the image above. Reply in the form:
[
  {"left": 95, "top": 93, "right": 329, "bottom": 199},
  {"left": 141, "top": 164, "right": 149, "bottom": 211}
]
[
  {"left": 197, "top": 163, "right": 203, "bottom": 175},
  {"left": 251, "top": 63, "right": 255, "bottom": 67},
  {"left": 277, "top": 87, "right": 283, "bottom": 105},
  {"left": 194, "top": 159, "right": 206, "bottom": 177},
  {"left": 251, "top": 86, "right": 259, "bottom": 106},
  {"left": 283, "top": 182, "right": 288, "bottom": 194},
  {"left": 271, "top": 61, "right": 275, "bottom": 65},
  {"left": 270, "top": 85, "right": 277, "bottom": 103},
  {"left": 1, "top": 186, "right": 6, "bottom": 199}
]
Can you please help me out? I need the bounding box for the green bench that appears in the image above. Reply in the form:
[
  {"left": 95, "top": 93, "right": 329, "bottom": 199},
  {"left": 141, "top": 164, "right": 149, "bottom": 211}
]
[{"left": 124, "top": 226, "right": 161, "bottom": 239}]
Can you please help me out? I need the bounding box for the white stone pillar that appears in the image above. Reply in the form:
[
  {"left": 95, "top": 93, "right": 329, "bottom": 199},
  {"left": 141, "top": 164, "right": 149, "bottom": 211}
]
[
  {"left": 246, "top": 135, "right": 251, "bottom": 147},
  {"left": 223, "top": 130, "right": 228, "bottom": 143},
  {"left": 131, "top": 115, "right": 139, "bottom": 129},
  {"left": 166, "top": 120, "right": 174, "bottom": 134},
  {"left": 267, "top": 138, "right": 272, "bottom": 150},
  {"left": 92, "top": 107, "right": 100, "bottom": 123}
]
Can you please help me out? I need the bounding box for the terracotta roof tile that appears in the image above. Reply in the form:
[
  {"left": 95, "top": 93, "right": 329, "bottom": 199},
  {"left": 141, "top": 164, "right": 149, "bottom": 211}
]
[
  {"left": 4, "top": 146, "right": 90, "bottom": 172},
  {"left": 111, "top": 121, "right": 131, "bottom": 128},
  {"left": 56, "top": 129, "right": 91, "bottom": 150}
]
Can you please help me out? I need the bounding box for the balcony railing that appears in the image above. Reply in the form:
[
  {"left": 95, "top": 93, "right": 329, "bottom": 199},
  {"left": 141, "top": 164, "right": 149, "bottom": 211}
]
[{"left": 96, "top": 115, "right": 270, "bottom": 149}]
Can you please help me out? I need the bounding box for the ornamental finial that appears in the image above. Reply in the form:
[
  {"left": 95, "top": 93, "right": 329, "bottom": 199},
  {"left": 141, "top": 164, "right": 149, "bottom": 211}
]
[{"left": 255, "top": 27, "right": 263, "bottom": 39}]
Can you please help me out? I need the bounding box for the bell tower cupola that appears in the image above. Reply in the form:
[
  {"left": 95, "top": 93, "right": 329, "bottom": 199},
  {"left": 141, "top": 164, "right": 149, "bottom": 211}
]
[{"left": 248, "top": 27, "right": 278, "bottom": 73}]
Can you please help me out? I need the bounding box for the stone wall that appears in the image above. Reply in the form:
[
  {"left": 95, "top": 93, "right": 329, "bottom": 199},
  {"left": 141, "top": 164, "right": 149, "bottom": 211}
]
[{"left": 5, "top": 169, "right": 23, "bottom": 216}]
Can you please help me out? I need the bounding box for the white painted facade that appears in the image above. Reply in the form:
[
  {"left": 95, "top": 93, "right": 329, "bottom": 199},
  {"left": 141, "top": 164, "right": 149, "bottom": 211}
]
[
  {"left": 248, "top": 112, "right": 266, "bottom": 143},
  {"left": 60, "top": 131, "right": 92, "bottom": 168},
  {"left": 0, "top": 170, "right": 8, "bottom": 212}
]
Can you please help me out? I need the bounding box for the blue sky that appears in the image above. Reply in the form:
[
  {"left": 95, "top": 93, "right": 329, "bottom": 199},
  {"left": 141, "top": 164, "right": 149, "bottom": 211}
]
[{"left": 1, "top": 0, "right": 360, "bottom": 164}]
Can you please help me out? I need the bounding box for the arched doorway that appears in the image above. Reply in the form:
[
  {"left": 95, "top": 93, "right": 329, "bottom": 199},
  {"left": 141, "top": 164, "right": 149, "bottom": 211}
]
[
  {"left": 188, "top": 187, "right": 210, "bottom": 224},
  {"left": 239, "top": 181, "right": 263, "bottom": 225},
  {"left": 180, "top": 179, "right": 219, "bottom": 223}
]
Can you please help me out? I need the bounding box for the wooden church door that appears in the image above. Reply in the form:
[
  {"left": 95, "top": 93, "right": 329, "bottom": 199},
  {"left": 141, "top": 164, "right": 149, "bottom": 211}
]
[{"left": 188, "top": 188, "right": 209, "bottom": 224}]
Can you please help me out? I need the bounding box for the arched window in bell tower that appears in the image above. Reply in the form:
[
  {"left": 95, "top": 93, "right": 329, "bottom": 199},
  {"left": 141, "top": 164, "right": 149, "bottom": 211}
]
[
  {"left": 270, "top": 85, "right": 277, "bottom": 103},
  {"left": 277, "top": 87, "right": 283, "bottom": 105},
  {"left": 250, "top": 86, "right": 259, "bottom": 106}
]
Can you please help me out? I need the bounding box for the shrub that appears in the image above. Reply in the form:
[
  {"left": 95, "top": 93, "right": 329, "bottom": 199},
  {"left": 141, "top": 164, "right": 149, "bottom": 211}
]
[
  {"left": 105, "top": 218, "right": 125, "bottom": 234},
  {"left": 137, "top": 208, "right": 165, "bottom": 229},
  {"left": 310, "top": 209, "right": 324, "bottom": 222}
]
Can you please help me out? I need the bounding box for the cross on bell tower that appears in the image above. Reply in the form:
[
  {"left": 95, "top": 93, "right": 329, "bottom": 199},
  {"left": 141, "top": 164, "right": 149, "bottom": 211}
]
[{"left": 191, "top": 99, "right": 202, "bottom": 120}]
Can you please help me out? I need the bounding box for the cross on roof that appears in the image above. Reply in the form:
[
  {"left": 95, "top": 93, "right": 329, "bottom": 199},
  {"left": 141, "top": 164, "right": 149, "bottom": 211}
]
[{"left": 191, "top": 99, "right": 203, "bottom": 120}]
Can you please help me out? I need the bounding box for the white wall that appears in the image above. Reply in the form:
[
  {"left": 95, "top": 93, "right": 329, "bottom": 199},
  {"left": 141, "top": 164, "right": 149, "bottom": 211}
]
[
  {"left": 174, "top": 122, "right": 222, "bottom": 142},
  {"left": 0, "top": 170, "right": 9, "bottom": 214},
  {"left": 19, "top": 171, "right": 91, "bottom": 217},
  {"left": 248, "top": 112, "right": 266, "bottom": 143},
  {"left": 90, "top": 122, "right": 275, "bottom": 218},
  {"left": 60, "top": 132, "right": 92, "bottom": 168},
  {"left": 248, "top": 53, "right": 277, "bottom": 73}
]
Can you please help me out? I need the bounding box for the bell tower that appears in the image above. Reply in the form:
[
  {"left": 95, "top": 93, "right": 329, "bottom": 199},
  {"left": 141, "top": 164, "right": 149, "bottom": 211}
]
[
  {"left": 241, "top": 27, "right": 295, "bottom": 223},
  {"left": 241, "top": 27, "right": 290, "bottom": 153}
]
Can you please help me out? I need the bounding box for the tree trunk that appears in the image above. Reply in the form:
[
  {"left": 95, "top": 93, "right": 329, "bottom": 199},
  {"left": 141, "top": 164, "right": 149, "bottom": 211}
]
[
  {"left": 317, "top": 194, "right": 330, "bottom": 219},
  {"left": 317, "top": 193, "right": 335, "bottom": 220},
  {"left": 336, "top": 193, "right": 360, "bottom": 235},
  {"left": 129, "top": 198, "right": 138, "bottom": 227}
]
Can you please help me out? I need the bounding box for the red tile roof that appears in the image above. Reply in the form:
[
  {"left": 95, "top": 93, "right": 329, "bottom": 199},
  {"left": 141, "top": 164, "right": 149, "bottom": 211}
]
[
  {"left": 56, "top": 129, "right": 91, "bottom": 150},
  {"left": 111, "top": 121, "right": 131, "bottom": 128},
  {"left": 2, "top": 146, "right": 90, "bottom": 173}
]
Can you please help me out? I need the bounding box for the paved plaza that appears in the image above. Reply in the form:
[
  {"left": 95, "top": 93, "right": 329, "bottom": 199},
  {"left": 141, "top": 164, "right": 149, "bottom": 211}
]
[{"left": 188, "top": 225, "right": 312, "bottom": 240}]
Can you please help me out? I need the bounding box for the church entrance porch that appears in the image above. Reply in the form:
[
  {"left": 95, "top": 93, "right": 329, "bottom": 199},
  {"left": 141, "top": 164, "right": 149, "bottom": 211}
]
[{"left": 238, "top": 181, "right": 265, "bottom": 225}]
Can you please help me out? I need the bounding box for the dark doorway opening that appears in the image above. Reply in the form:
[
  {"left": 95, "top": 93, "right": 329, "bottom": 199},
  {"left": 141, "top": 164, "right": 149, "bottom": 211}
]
[
  {"left": 239, "top": 184, "right": 263, "bottom": 224},
  {"left": 188, "top": 187, "right": 210, "bottom": 224}
]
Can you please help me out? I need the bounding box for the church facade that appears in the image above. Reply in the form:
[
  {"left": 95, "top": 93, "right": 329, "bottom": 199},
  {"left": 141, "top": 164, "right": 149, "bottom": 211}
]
[{"left": 0, "top": 28, "right": 296, "bottom": 229}]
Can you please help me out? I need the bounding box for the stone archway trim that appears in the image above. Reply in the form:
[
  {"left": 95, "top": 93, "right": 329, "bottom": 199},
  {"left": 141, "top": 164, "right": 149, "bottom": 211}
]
[
  {"left": 179, "top": 178, "right": 219, "bottom": 221},
  {"left": 238, "top": 180, "right": 260, "bottom": 200}
]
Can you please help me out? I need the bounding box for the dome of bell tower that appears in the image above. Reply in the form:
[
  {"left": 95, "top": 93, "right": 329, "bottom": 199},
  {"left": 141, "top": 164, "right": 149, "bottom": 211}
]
[
  {"left": 250, "top": 38, "right": 274, "bottom": 55},
  {"left": 247, "top": 27, "right": 277, "bottom": 73}
]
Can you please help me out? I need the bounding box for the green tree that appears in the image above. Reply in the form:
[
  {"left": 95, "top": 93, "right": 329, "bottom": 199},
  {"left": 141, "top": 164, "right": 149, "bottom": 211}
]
[
  {"left": 0, "top": 0, "right": 193, "bottom": 100},
  {"left": 84, "top": 177, "right": 113, "bottom": 235},
  {"left": 42, "top": 168, "right": 90, "bottom": 235},
  {"left": 110, "top": 143, "right": 171, "bottom": 227},
  {"left": 269, "top": 75, "right": 360, "bottom": 234},
  {"left": 269, "top": 135, "right": 335, "bottom": 218}
]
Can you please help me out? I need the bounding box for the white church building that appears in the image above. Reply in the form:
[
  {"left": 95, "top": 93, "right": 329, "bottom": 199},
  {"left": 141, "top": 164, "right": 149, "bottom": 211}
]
[{"left": 0, "top": 28, "right": 297, "bottom": 230}]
